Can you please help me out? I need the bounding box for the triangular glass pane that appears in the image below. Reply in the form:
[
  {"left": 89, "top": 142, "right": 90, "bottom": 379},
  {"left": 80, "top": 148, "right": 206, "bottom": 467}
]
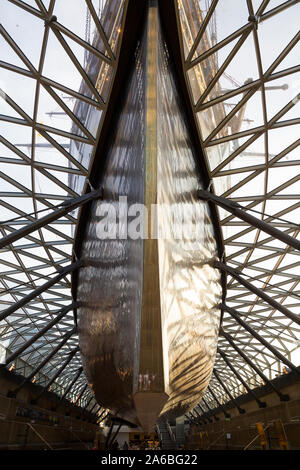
[
  {"left": 202, "top": 34, "right": 260, "bottom": 105},
  {"left": 33, "top": 134, "right": 74, "bottom": 170},
  {"left": 54, "top": 88, "right": 103, "bottom": 139},
  {"left": 263, "top": 0, "right": 295, "bottom": 13},
  {"left": 267, "top": 125, "right": 300, "bottom": 156},
  {"left": 0, "top": 161, "right": 32, "bottom": 190},
  {"left": 55, "top": 0, "right": 110, "bottom": 57},
  {"left": 0, "top": 68, "right": 36, "bottom": 118},
  {"left": 272, "top": 42, "right": 300, "bottom": 74},
  {"left": 191, "top": 0, "right": 249, "bottom": 61},
  {"left": 33, "top": 169, "right": 69, "bottom": 198},
  {"left": 187, "top": 37, "right": 240, "bottom": 105},
  {"left": 205, "top": 133, "right": 254, "bottom": 173},
  {"left": 229, "top": 170, "right": 266, "bottom": 198},
  {"left": 266, "top": 72, "right": 300, "bottom": 121},
  {"left": 0, "top": 34, "right": 32, "bottom": 70},
  {"left": 21, "top": 0, "right": 40, "bottom": 8},
  {"left": 198, "top": 87, "right": 264, "bottom": 142},
  {"left": 0, "top": 97, "right": 22, "bottom": 120},
  {"left": 41, "top": 0, "right": 50, "bottom": 9},
  {"left": 177, "top": 0, "right": 216, "bottom": 59},
  {"left": 257, "top": 1, "right": 300, "bottom": 72},
  {"left": 221, "top": 89, "right": 264, "bottom": 137},
  {"left": 277, "top": 104, "right": 300, "bottom": 123},
  {"left": 267, "top": 166, "right": 299, "bottom": 194},
  {"left": 1, "top": 197, "right": 35, "bottom": 221},
  {"left": 252, "top": 0, "right": 264, "bottom": 12},
  {"left": 61, "top": 32, "right": 114, "bottom": 102},
  {"left": 220, "top": 134, "right": 267, "bottom": 172},
  {"left": 36, "top": 86, "right": 86, "bottom": 137},
  {"left": 1, "top": 1, "right": 44, "bottom": 69},
  {"left": 0, "top": 121, "right": 33, "bottom": 152},
  {"left": 43, "top": 29, "right": 95, "bottom": 100}
]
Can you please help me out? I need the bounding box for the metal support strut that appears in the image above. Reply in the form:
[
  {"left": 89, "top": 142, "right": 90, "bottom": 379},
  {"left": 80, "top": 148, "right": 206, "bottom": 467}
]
[
  {"left": 217, "top": 347, "right": 267, "bottom": 408},
  {"left": 223, "top": 303, "right": 300, "bottom": 376},
  {"left": 58, "top": 367, "right": 83, "bottom": 403},
  {"left": 31, "top": 347, "right": 79, "bottom": 404},
  {"left": 3, "top": 303, "right": 76, "bottom": 366},
  {"left": 184, "top": 414, "right": 194, "bottom": 425},
  {"left": 0, "top": 188, "right": 103, "bottom": 249},
  {"left": 221, "top": 329, "right": 289, "bottom": 401},
  {"left": 216, "top": 262, "right": 300, "bottom": 326},
  {"left": 74, "top": 384, "right": 88, "bottom": 407},
  {"left": 7, "top": 326, "right": 77, "bottom": 398},
  {"left": 213, "top": 369, "right": 246, "bottom": 414},
  {"left": 200, "top": 398, "right": 219, "bottom": 422},
  {"left": 197, "top": 404, "right": 209, "bottom": 424},
  {"left": 207, "top": 386, "right": 231, "bottom": 419},
  {"left": 0, "top": 261, "right": 82, "bottom": 322},
  {"left": 191, "top": 409, "right": 202, "bottom": 424},
  {"left": 198, "top": 189, "right": 300, "bottom": 252}
]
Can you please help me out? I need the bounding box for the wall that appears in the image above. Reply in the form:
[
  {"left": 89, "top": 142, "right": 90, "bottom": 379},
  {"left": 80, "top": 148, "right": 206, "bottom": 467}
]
[
  {"left": 0, "top": 368, "right": 100, "bottom": 450},
  {"left": 185, "top": 375, "right": 300, "bottom": 450}
]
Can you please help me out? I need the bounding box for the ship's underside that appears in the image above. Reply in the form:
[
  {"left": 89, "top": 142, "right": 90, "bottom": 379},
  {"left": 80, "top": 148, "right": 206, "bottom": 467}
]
[{"left": 75, "top": 1, "right": 223, "bottom": 431}]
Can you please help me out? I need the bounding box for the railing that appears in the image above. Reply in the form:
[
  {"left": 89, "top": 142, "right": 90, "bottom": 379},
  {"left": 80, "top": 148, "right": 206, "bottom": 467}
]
[
  {"left": 0, "top": 417, "right": 93, "bottom": 450},
  {"left": 167, "top": 422, "right": 176, "bottom": 442},
  {"left": 243, "top": 425, "right": 270, "bottom": 450},
  {"left": 155, "top": 424, "right": 162, "bottom": 443}
]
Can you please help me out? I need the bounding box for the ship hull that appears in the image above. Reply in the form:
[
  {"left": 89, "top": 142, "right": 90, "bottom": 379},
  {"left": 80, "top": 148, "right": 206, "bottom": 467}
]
[{"left": 76, "top": 3, "right": 222, "bottom": 430}]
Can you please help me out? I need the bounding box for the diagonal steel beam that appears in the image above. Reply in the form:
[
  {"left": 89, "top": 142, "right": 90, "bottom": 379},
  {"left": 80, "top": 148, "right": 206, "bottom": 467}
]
[
  {"left": 198, "top": 190, "right": 300, "bottom": 251},
  {"left": 0, "top": 261, "right": 82, "bottom": 322},
  {"left": 57, "top": 366, "right": 83, "bottom": 403},
  {"left": 3, "top": 302, "right": 76, "bottom": 365},
  {"left": 216, "top": 262, "right": 300, "bottom": 326},
  {"left": 81, "top": 394, "right": 94, "bottom": 415},
  {"left": 196, "top": 404, "right": 209, "bottom": 424},
  {"left": 221, "top": 329, "right": 289, "bottom": 401},
  {"left": 31, "top": 347, "right": 80, "bottom": 404},
  {"left": 193, "top": 407, "right": 205, "bottom": 424},
  {"left": 217, "top": 347, "right": 266, "bottom": 408},
  {"left": 223, "top": 304, "right": 300, "bottom": 376},
  {"left": 184, "top": 414, "right": 193, "bottom": 425},
  {"left": 7, "top": 326, "right": 77, "bottom": 397},
  {"left": 73, "top": 384, "right": 88, "bottom": 407},
  {"left": 199, "top": 400, "right": 218, "bottom": 422},
  {"left": 0, "top": 188, "right": 102, "bottom": 249},
  {"left": 207, "top": 386, "right": 231, "bottom": 419},
  {"left": 109, "top": 423, "right": 122, "bottom": 448},
  {"left": 213, "top": 369, "right": 245, "bottom": 414}
]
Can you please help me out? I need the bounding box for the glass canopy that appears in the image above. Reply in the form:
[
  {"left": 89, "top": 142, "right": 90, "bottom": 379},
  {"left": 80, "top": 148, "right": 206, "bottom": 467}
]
[{"left": 0, "top": 0, "right": 299, "bottom": 420}]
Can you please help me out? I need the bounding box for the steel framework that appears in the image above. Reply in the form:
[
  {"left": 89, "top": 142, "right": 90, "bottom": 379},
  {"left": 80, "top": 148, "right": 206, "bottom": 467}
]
[{"left": 0, "top": 0, "right": 299, "bottom": 424}]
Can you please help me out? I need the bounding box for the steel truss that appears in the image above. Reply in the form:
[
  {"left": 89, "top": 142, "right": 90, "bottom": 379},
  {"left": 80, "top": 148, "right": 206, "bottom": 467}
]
[
  {"left": 0, "top": 0, "right": 127, "bottom": 420},
  {"left": 175, "top": 0, "right": 300, "bottom": 419},
  {"left": 0, "top": 0, "right": 299, "bottom": 425}
]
